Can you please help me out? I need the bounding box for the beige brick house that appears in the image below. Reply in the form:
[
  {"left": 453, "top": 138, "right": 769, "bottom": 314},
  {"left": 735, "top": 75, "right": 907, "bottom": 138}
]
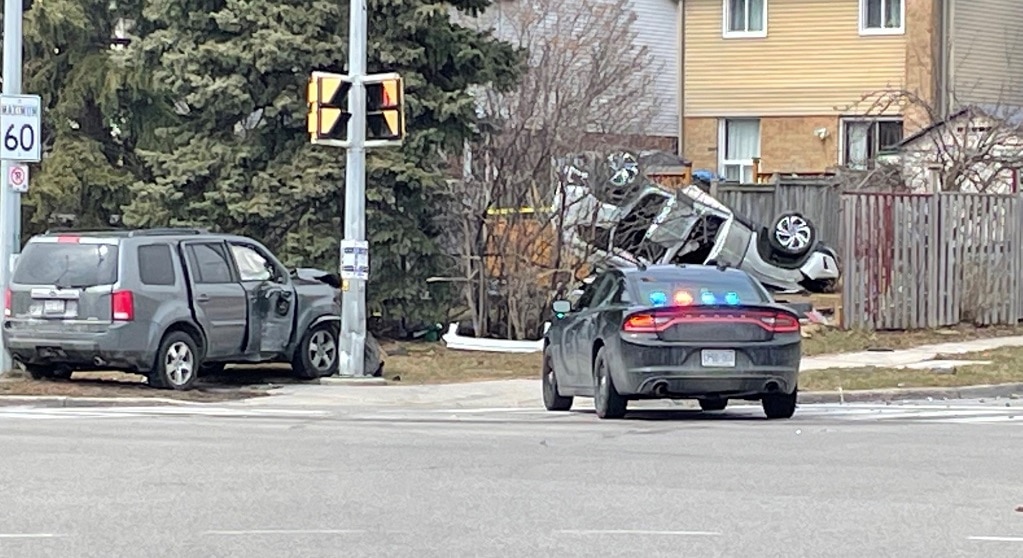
[{"left": 679, "top": 0, "right": 1023, "bottom": 181}]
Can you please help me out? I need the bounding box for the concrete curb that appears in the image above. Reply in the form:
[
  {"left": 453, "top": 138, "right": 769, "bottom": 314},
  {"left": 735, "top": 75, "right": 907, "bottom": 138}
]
[
  {"left": 0, "top": 395, "right": 207, "bottom": 408},
  {"left": 798, "top": 382, "right": 1023, "bottom": 404}
]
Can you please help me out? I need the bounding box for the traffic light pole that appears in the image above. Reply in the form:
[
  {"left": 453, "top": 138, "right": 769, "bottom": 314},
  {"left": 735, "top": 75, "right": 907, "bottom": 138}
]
[
  {"left": 340, "top": 0, "right": 369, "bottom": 377},
  {"left": 0, "top": 0, "right": 24, "bottom": 373}
]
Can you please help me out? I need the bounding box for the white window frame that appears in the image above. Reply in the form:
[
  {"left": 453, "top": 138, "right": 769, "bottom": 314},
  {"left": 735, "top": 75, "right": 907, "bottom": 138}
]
[
  {"left": 722, "top": 0, "right": 767, "bottom": 39},
  {"left": 718, "top": 118, "right": 762, "bottom": 183},
  {"left": 839, "top": 117, "right": 904, "bottom": 169},
  {"left": 859, "top": 0, "right": 904, "bottom": 36}
]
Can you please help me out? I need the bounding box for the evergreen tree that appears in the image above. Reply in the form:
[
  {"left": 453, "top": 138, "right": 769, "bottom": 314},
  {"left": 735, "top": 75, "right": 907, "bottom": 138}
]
[
  {"left": 16, "top": 0, "right": 165, "bottom": 237},
  {"left": 124, "top": 0, "right": 522, "bottom": 328}
]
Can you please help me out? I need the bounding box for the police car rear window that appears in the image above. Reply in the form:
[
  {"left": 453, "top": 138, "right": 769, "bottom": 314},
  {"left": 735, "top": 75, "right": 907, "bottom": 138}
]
[{"left": 633, "top": 272, "right": 768, "bottom": 307}]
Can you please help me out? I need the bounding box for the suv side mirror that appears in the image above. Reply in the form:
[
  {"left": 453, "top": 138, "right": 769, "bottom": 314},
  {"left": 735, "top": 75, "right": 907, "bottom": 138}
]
[{"left": 552, "top": 300, "right": 571, "bottom": 318}]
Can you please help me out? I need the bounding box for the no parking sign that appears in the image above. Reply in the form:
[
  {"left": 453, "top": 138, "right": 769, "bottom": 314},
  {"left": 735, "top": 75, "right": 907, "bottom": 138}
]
[{"left": 8, "top": 163, "right": 27, "bottom": 193}]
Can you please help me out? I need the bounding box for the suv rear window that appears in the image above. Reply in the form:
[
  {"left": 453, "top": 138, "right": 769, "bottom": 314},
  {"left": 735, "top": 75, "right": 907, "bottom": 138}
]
[{"left": 13, "top": 242, "right": 119, "bottom": 287}]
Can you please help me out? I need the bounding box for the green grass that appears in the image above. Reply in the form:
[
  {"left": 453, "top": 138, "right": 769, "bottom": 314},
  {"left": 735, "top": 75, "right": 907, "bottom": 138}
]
[
  {"left": 381, "top": 325, "right": 1023, "bottom": 385},
  {"left": 802, "top": 345, "right": 1023, "bottom": 392}
]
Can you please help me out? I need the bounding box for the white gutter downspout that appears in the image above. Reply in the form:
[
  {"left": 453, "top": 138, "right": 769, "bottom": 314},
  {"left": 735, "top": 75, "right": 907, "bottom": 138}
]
[{"left": 677, "top": 0, "right": 685, "bottom": 158}]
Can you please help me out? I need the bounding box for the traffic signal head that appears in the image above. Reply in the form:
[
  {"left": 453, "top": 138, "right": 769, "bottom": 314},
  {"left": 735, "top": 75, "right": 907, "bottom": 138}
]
[
  {"left": 306, "top": 71, "right": 406, "bottom": 147},
  {"left": 307, "top": 71, "right": 352, "bottom": 141},
  {"left": 364, "top": 75, "right": 405, "bottom": 142}
]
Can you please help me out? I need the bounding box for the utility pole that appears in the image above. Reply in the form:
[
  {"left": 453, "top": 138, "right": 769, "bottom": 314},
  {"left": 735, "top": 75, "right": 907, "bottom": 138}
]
[
  {"left": 5, "top": 0, "right": 21, "bottom": 264},
  {"left": 0, "top": 0, "right": 38, "bottom": 372},
  {"left": 340, "top": 0, "right": 369, "bottom": 377},
  {"left": 305, "top": 1, "right": 406, "bottom": 377}
]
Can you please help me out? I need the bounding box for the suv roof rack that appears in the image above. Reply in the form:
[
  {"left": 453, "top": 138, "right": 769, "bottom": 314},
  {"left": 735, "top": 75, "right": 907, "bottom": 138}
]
[
  {"left": 41, "top": 227, "right": 209, "bottom": 237},
  {"left": 127, "top": 228, "right": 209, "bottom": 237},
  {"left": 43, "top": 227, "right": 122, "bottom": 235}
]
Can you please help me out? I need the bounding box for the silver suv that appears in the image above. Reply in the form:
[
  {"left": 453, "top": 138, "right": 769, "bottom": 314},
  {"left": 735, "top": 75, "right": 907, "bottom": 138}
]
[{"left": 2, "top": 228, "right": 345, "bottom": 389}]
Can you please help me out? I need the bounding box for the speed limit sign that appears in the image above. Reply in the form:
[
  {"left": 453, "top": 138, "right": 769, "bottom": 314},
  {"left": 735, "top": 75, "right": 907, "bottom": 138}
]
[{"left": 0, "top": 95, "right": 42, "bottom": 162}]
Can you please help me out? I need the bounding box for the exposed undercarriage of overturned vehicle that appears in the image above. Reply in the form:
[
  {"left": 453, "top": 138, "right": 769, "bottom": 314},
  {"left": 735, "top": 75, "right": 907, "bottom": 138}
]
[{"left": 553, "top": 153, "right": 841, "bottom": 294}]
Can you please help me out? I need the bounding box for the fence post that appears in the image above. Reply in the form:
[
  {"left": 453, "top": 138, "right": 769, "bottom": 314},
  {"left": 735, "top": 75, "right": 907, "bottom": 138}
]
[
  {"left": 710, "top": 179, "right": 719, "bottom": 198},
  {"left": 927, "top": 165, "right": 942, "bottom": 328},
  {"left": 1013, "top": 194, "right": 1022, "bottom": 322},
  {"left": 840, "top": 193, "right": 853, "bottom": 329}
]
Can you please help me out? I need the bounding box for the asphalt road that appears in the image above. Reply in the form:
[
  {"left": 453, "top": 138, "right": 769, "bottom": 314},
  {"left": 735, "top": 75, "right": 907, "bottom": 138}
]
[{"left": 1, "top": 401, "right": 1022, "bottom": 558}]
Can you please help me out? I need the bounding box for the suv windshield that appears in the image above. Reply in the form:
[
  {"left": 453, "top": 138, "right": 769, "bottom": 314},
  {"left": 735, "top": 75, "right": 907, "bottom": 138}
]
[
  {"left": 647, "top": 201, "right": 700, "bottom": 245},
  {"left": 13, "top": 242, "right": 119, "bottom": 287}
]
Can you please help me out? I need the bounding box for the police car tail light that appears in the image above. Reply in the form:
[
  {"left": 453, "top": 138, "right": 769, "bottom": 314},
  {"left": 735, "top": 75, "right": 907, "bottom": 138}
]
[
  {"left": 112, "top": 290, "right": 134, "bottom": 321},
  {"left": 3, "top": 288, "right": 10, "bottom": 317},
  {"left": 759, "top": 312, "right": 800, "bottom": 333},
  {"left": 622, "top": 313, "right": 671, "bottom": 333},
  {"left": 624, "top": 308, "right": 800, "bottom": 334}
]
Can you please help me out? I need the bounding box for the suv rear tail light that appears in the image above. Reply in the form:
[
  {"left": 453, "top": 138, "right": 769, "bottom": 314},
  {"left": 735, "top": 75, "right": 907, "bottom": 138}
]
[
  {"left": 623, "top": 307, "right": 800, "bottom": 334},
  {"left": 3, "top": 288, "right": 10, "bottom": 317},
  {"left": 112, "top": 290, "right": 134, "bottom": 321}
]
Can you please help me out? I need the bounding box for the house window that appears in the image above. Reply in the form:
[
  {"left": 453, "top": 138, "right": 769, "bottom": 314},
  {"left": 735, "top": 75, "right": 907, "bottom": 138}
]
[
  {"left": 860, "top": 0, "right": 903, "bottom": 35},
  {"left": 841, "top": 118, "right": 903, "bottom": 169},
  {"left": 723, "top": 0, "right": 766, "bottom": 38},
  {"left": 720, "top": 118, "right": 761, "bottom": 182}
]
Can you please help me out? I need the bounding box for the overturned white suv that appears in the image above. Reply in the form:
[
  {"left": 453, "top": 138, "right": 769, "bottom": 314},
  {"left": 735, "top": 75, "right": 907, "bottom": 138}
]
[{"left": 554, "top": 155, "right": 841, "bottom": 294}]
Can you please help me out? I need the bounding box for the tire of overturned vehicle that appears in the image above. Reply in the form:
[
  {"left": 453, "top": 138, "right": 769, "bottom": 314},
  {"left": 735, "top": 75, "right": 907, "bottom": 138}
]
[{"left": 769, "top": 212, "right": 817, "bottom": 257}]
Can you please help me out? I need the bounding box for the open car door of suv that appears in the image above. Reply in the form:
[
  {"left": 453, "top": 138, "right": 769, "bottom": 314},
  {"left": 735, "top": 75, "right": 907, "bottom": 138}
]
[
  {"left": 180, "top": 240, "right": 248, "bottom": 359},
  {"left": 227, "top": 240, "right": 296, "bottom": 357}
]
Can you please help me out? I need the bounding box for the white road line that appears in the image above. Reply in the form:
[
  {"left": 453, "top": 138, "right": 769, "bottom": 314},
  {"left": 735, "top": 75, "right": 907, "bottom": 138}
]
[
  {"left": 0, "top": 407, "right": 329, "bottom": 420},
  {"left": 203, "top": 529, "right": 364, "bottom": 536},
  {"left": 555, "top": 529, "right": 720, "bottom": 536},
  {"left": 816, "top": 411, "right": 927, "bottom": 420},
  {"left": 108, "top": 407, "right": 328, "bottom": 417},
  {"left": 427, "top": 407, "right": 545, "bottom": 414},
  {"left": 931, "top": 415, "right": 1020, "bottom": 424},
  {"left": 0, "top": 533, "right": 65, "bottom": 539},
  {"left": 841, "top": 410, "right": 998, "bottom": 421},
  {"left": 968, "top": 536, "right": 1023, "bottom": 542},
  {"left": 799, "top": 404, "right": 1016, "bottom": 411},
  {"left": 0, "top": 411, "right": 121, "bottom": 420}
]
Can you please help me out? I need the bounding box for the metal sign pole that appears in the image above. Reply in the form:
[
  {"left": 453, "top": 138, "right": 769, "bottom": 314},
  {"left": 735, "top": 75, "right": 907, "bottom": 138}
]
[
  {"left": 0, "top": 0, "right": 25, "bottom": 372},
  {"left": 339, "top": 0, "right": 368, "bottom": 377}
]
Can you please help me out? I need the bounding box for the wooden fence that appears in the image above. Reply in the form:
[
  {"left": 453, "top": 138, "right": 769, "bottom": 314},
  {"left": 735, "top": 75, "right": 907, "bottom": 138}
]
[
  {"left": 841, "top": 192, "right": 1023, "bottom": 329},
  {"left": 712, "top": 181, "right": 843, "bottom": 247},
  {"left": 713, "top": 183, "right": 1023, "bottom": 330}
]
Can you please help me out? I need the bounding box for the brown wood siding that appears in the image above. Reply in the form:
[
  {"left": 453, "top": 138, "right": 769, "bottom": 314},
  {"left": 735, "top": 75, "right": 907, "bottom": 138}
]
[
  {"left": 949, "top": 0, "right": 1023, "bottom": 109},
  {"left": 684, "top": 0, "right": 907, "bottom": 117}
]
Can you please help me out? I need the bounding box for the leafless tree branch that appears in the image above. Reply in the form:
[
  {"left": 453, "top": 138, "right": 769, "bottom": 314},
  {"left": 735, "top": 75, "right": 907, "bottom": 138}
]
[{"left": 441, "top": 0, "right": 663, "bottom": 339}]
